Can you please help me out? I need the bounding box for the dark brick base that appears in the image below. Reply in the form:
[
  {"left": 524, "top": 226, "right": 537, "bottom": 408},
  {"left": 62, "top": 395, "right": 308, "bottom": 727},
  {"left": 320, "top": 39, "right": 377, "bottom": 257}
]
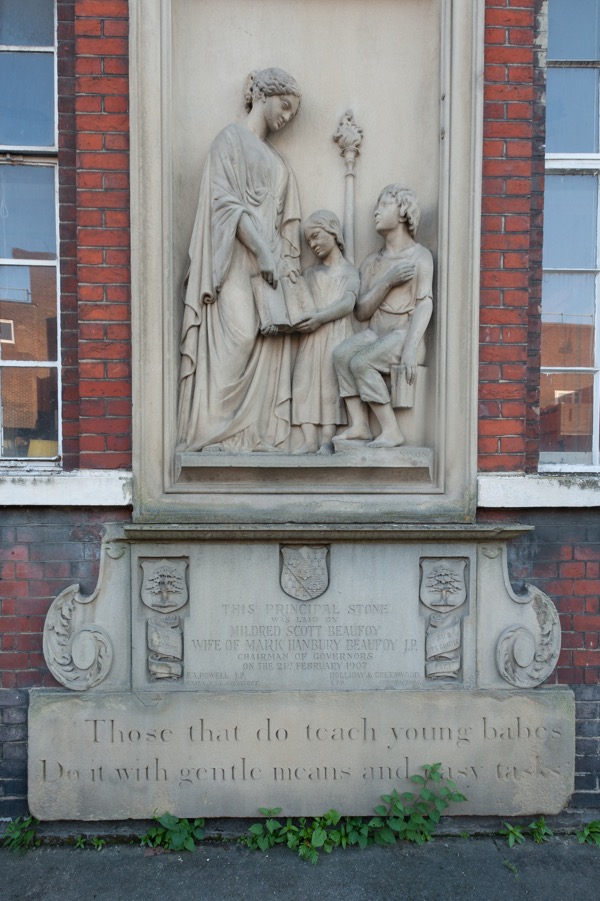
[{"left": 0, "top": 690, "right": 29, "bottom": 818}]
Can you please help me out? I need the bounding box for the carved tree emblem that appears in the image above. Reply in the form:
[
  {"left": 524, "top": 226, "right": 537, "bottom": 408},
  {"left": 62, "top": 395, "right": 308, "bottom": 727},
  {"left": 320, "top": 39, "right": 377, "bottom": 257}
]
[
  {"left": 141, "top": 559, "right": 189, "bottom": 612},
  {"left": 420, "top": 558, "right": 467, "bottom": 610},
  {"left": 280, "top": 546, "right": 329, "bottom": 601}
]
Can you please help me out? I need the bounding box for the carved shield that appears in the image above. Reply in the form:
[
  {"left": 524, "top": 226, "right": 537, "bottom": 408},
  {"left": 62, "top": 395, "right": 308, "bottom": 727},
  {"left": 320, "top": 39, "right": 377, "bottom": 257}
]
[
  {"left": 420, "top": 558, "right": 467, "bottom": 611},
  {"left": 141, "top": 558, "right": 188, "bottom": 612},
  {"left": 280, "top": 546, "right": 329, "bottom": 601}
]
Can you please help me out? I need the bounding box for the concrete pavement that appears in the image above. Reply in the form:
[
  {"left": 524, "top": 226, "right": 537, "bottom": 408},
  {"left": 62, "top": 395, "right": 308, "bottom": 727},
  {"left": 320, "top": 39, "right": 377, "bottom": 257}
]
[{"left": 3, "top": 834, "right": 600, "bottom": 901}]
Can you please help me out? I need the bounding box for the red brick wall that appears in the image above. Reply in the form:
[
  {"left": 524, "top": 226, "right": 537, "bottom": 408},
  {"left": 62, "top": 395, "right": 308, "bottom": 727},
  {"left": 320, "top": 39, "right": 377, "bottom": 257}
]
[
  {"left": 478, "top": 0, "right": 544, "bottom": 473},
  {"left": 59, "top": 0, "right": 132, "bottom": 471}
]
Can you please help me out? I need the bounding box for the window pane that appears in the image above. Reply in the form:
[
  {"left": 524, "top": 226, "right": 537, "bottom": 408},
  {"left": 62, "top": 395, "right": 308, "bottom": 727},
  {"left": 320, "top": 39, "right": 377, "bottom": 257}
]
[
  {"left": 540, "top": 371, "right": 594, "bottom": 463},
  {"left": 546, "top": 69, "right": 599, "bottom": 153},
  {"left": 0, "top": 52, "right": 54, "bottom": 147},
  {"left": 0, "top": 365, "right": 58, "bottom": 457},
  {"left": 548, "top": 0, "right": 600, "bottom": 60},
  {"left": 0, "top": 165, "right": 56, "bottom": 259},
  {"left": 0, "top": 0, "right": 55, "bottom": 47},
  {"left": 541, "top": 273, "right": 595, "bottom": 367},
  {"left": 543, "top": 175, "right": 598, "bottom": 269},
  {"left": 0, "top": 265, "right": 57, "bottom": 362}
]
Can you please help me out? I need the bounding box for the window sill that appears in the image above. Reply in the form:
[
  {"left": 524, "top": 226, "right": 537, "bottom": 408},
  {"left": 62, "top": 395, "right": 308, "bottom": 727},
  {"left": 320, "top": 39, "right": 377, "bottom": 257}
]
[
  {"left": 0, "top": 469, "right": 132, "bottom": 506},
  {"left": 477, "top": 472, "right": 600, "bottom": 508}
]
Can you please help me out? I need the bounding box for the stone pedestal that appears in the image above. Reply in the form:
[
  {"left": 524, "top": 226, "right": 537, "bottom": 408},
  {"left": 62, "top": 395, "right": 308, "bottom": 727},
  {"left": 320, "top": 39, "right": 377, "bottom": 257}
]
[{"left": 30, "top": 523, "right": 574, "bottom": 819}]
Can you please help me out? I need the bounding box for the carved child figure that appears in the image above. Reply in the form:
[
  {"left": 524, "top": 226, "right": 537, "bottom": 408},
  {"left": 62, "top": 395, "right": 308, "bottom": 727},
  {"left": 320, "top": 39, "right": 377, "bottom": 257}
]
[
  {"left": 333, "top": 185, "right": 433, "bottom": 447},
  {"left": 292, "top": 211, "right": 359, "bottom": 453}
]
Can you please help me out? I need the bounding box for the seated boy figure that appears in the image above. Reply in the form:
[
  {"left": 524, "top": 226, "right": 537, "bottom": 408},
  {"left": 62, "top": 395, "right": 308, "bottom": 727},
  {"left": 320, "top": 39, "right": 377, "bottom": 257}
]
[{"left": 333, "top": 184, "right": 433, "bottom": 447}]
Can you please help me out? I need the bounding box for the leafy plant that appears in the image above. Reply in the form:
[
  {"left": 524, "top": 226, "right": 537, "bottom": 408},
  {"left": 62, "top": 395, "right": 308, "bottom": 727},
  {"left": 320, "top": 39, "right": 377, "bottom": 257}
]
[
  {"left": 369, "top": 762, "right": 467, "bottom": 846},
  {"left": 74, "top": 835, "right": 86, "bottom": 849},
  {"left": 528, "top": 816, "right": 553, "bottom": 844},
  {"left": 244, "top": 763, "right": 466, "bottom": 863},
  {"left": 244, "top": 808, "right": 370, "bottom": 864},
  {"left": 503, "top": 858, "right": 518, "bottom": 876},
  {"left": 245, "top": 808, "right": 288, "bottom": 851},
  {"left": 2, "top": 816, "right": 41, "bottom": 853},
  {"left": 499, "top": 822, "right": 526, "bottom": 848},
  {"left": 90, "top": 836, "right": 106, "bottom": 851},
  {"left": 576, "top": 820, "right": 600, "bottom": 847},
  {"left": 140, "top": 813, "right": 205, "bottom": 852}
]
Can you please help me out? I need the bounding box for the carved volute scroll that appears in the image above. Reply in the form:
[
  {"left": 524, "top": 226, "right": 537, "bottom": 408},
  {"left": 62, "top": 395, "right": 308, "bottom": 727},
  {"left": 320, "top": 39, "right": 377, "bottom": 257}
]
[
  {"left": 43, "top": 585, "right": 113, "bottom": 691},
  {"left": 496, "top": 585, "right": 561, "bottom": 688}
]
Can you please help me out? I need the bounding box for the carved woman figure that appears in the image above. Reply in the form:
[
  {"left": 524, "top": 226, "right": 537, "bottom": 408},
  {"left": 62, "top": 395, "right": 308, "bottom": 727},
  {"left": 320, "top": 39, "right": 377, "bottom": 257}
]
[
  {"left": 292, "top": 211, "right": 359, "bottom": 453},
  {"left": 177, "top": 68, "right": 302, "bottom": 452}
]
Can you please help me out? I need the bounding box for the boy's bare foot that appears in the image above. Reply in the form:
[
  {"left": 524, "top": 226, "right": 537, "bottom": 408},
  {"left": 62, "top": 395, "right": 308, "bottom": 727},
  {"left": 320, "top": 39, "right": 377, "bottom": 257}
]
[
  {"left": 337, "top": 427, "right": 372, "bottom": 440},
  {"left": 369, "top": 431, "right": 405, "bottom": 448}
]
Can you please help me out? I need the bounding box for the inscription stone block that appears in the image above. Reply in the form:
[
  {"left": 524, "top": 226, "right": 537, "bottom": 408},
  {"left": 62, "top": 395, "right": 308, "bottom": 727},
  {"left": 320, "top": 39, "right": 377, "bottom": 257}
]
[{"left": 28, "top": 688, "right": 575, "bottom": 819}]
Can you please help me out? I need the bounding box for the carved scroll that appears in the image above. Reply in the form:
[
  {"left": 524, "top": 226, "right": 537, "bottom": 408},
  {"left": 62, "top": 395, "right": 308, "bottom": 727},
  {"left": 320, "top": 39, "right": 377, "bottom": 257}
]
[
  {"left": 43, "top": 585, "right": 113, "bottom": 691},
  {"left": 496, "top": 586, "right": 561, "bottom": 688},
  {"left": 147, "top": 614, "right": 183, "bottom": 681}
]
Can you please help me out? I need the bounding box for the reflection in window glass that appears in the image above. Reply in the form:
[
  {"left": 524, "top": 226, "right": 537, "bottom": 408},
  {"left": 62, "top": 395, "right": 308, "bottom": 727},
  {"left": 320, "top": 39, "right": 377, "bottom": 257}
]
[
  {"left": 0, "top": 0, "right": 55, "bottom": 46},
  {"left": 540, "top": 371, "right": 594, "bottom": 462},
  {"left": 0, "top": 166, "right": 57, "bottom": 259},
  {"left": 0, "top": 365, "right": 58, "bottom": 457},
  {"left": 0, "top": 53, "right": 55, "bottom": 147},
  {"left": 546, "top": 69, "right": 599, "bottom": 153},
  {"left": 548, "top": 0, "right": 600, "bottom": 60},
  {"left": 543, "top": 175, "right": 598, "bottom": 269},
  {"left": 542, "top": 273, "right": 596, "bottom": 322},
  {"left": 0, "top": 266, "right": 57, "bottom": 362}
]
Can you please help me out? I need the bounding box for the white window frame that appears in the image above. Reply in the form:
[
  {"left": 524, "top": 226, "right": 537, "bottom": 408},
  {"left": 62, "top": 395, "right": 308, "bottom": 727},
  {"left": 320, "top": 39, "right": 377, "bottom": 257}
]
[
  {"left": 540, "top": 49, "right": 600, "bottom": 472},
  {"left": 0, "top": 2, "right": 60, "bottom": 466}
]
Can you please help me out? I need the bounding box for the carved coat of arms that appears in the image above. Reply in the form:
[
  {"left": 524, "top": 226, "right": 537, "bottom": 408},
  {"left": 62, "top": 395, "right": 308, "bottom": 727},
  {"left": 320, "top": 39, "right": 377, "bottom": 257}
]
[
  {"left": 141, "top": 559, "right": 189, "bottom": 612},
  {"left": 280, "top": 546, "right": 329, "bottom": 601},
  {"left": 419, "top": 558, "right": 467, "bottom": 610}
]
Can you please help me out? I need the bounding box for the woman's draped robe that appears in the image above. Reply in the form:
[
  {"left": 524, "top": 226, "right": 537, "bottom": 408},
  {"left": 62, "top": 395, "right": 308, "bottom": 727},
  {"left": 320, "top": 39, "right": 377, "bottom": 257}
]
[{"left": 177, "top": 124, "right": 301, "bottom": 452}]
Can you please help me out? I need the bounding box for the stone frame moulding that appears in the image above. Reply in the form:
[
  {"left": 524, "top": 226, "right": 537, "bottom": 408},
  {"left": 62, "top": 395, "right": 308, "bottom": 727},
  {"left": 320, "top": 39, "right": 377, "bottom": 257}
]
[{"left": 130, "top": 0, "right": 484, "bottom": 523}]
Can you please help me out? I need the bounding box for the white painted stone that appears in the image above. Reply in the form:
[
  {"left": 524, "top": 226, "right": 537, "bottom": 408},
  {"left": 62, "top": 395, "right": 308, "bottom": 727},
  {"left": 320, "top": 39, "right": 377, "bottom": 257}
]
[
  {"left": 28, "top": 688, "right": 575, "bottom": 819},
  {"left": 0, "top": 470, "right": 132, "bottom": 506},
  {"left": 478, "top": 472, "right": 600, "bottom": 509}
]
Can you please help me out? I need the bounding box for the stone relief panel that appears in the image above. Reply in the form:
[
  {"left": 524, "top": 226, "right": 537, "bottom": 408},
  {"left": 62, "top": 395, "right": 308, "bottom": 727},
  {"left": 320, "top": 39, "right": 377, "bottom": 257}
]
[
  {"left": 133, "top": 0, "right": 482, "bottom": 520},
  {"left": 280, "top": 545, "right": 330, "bottom": 600},
  {"left": 176, "top": 68, "right": 433, "bottom": 461},
  {"left": 420, "top": 558, "right": 468, "bottom": 682}
]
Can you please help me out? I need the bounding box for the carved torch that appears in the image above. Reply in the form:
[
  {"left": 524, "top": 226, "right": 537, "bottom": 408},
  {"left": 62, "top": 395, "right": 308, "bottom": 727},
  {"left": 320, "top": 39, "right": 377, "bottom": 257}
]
[{"left": 333, "top": 110, "right": 363, "bottom": 264}]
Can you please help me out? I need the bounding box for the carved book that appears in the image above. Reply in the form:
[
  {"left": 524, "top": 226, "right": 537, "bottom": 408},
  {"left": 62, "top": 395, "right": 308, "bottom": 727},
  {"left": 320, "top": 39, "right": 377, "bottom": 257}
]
[
  {"left": 391, "top": 364, "right": 416, "bottom": 408},
  {"left": 252, "top": 274, "right": 314, "bottom": 332}
]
